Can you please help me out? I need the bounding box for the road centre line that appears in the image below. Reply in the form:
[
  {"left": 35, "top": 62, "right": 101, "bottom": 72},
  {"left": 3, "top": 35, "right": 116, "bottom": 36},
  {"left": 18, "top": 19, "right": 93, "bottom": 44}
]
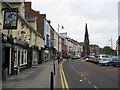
[
  {"left": 93, "top": 86, "right": 98, "bottom": 89},
  {"left": 71, "top": 66, "right": 98, "bottom": 89},
  {"left": 84, "top": 78, "right": 87, "bottom": 80},
  {"left": 88, "top": 81, "right": 92, "bottom": 84}
]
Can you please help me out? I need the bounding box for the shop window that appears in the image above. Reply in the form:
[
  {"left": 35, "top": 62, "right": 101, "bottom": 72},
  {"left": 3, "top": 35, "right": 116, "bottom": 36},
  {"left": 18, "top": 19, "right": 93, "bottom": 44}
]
[
  {"left": 14, "top": 50, "right": 17, "bottom": 67},
  {"left": 18, "top": 50, "right": 20, "bottom": 66},
  {"left": 24, "top": 50, "right": 27, "bottom": 64},
  {"left": 20, "top": 49, "right": 27, "bottom": 66},
  {"left": 21, "top": 50, "right": 24, "bottom": 65}
]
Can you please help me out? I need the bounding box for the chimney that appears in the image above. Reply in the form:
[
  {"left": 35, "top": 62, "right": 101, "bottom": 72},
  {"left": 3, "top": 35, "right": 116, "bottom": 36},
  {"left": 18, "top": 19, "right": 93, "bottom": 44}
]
[
  {"left": 41, "top": 14, "right": 46, "bottom": 18},
  {"left": 36, "top": 11, "right": 40, "bottom": 14},
  {"left": 25, "top": 2, "right": 31, "bottom": 10}
]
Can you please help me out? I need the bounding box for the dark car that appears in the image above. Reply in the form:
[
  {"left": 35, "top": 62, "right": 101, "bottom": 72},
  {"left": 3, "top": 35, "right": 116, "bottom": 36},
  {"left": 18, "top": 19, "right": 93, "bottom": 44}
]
[
  {"left": 111, "top": 56, "right": 120, "bottom": 67},
  {"left": 85, "top": 55, "right": 95, "bottom": 62}
]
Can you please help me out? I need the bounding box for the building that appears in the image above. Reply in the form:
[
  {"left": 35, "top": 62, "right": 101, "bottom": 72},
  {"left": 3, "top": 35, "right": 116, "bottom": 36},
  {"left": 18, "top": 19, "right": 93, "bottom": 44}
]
[
  {"left": 90, "top": 44, "right": 102, "bottom": 55},
  {"left": 66, "top": 37, "right": 74, "bottom": 53},
  {"left": 117, "top": 36, "right": 120, "bottom": 55},
  {"left": 25, "top": 2, "right": 52, "bottom": 62},
  {"left": 79, "top": 42, "right": 84, "bottom": 56},
  {"left": 1, "top": 1, "right": 43, "bottom": 80},
  {"left": 117, "top": 2, "right": 120, "bottom": 55},
  {"left": 83, "top": 23, "right": 90, "bottom": 56}
]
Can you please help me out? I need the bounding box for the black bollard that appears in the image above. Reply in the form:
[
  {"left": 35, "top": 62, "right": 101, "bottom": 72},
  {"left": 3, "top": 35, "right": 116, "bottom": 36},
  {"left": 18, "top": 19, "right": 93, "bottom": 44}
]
[
  {"left": 54, "top": 64, "right": 55, "bottom": 75},
  {"left": 58, "top": 57, "right": 59, "bottom": 64},
  {"left": 50, "top": 72, "right": 54, "bottom": 90}
]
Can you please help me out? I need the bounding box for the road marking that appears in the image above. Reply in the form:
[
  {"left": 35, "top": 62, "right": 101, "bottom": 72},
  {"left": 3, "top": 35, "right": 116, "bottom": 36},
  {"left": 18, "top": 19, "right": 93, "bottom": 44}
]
[
  {"left": 88, "top": 81, "right": 92, "bottom": 84},
  {"left": 60, "top": 60, "right": 69, "bottom": 89},
  {"left": 93, "top": 86, "right": 98, "bottom": 89},
  {"left": 84, "top": 78, "right": 86, "bottom": 80},
  {"left": 61, "top": 69, "right": 69, "bottom": 88},
  {"left": 71, "top": 66, "right": 99, "bottom": 89},
  {"left": 60, "top": 67, "right": 65, "bottom": 88},
  {"left": 80, "top": 79, "right": 83, "bottom": 82}
]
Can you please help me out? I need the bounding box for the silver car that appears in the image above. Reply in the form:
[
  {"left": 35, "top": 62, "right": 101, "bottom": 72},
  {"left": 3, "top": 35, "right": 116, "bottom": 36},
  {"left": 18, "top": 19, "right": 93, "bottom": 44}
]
[{"left": 99, "top": 58, "right": 112, "bottom": 66}]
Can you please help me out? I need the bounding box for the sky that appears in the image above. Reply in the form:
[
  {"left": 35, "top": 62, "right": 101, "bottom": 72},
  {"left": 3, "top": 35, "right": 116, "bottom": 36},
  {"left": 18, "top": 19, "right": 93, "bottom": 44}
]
[{"left": 26, "top": 0, "right": 119, "bottom": 49}]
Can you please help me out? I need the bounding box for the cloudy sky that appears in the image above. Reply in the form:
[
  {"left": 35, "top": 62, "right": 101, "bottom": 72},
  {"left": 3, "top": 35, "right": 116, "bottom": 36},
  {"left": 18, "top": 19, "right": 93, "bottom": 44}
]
[{"left": 26, "top": 0, "right": 119, "bottom": 49}]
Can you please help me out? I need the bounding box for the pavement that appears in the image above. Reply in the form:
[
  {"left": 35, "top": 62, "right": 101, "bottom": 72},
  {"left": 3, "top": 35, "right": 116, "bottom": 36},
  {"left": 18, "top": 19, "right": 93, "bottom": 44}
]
[{"left": 2, "top": 60, "right": 61, "bottom": 89}]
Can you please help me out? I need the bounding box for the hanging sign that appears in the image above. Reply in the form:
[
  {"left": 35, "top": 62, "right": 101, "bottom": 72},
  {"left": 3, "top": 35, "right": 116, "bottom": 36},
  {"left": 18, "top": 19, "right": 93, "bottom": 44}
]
[{"left": 3, "top": 8, "right": 18, "bottom": 29}]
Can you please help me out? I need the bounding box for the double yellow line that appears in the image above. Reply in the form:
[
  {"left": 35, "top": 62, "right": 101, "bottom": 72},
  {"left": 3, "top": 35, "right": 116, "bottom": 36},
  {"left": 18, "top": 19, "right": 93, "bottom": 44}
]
[{"left": 60, "top": 61, "right": 69, "bottom": 89}]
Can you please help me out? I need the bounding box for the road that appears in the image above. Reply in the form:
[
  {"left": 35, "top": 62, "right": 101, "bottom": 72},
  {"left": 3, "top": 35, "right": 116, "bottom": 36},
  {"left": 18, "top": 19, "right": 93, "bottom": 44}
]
[{"left": 60, "top": 58, "right": 119, "bottom": 90}]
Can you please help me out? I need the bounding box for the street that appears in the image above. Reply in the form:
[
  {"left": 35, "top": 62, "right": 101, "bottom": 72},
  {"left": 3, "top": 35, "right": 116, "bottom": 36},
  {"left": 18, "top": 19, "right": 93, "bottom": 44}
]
[
  {"left": 60, "top": 59, "right": 119, "bottom": 89},
  {"left": 2, "top": 58, "right": 120, "bottom": 90}
]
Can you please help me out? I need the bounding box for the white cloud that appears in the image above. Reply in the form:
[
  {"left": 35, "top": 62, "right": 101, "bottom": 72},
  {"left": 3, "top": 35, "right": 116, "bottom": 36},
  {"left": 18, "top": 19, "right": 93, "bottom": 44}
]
[{"left": 26, "top": 0, "right": 118, "bottom": 49}]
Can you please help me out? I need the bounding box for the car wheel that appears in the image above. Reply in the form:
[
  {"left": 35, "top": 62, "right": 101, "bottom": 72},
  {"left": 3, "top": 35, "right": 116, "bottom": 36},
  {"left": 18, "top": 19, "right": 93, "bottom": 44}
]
[{"left": 113, "top": 65, "right": 116, "bottom": 67}]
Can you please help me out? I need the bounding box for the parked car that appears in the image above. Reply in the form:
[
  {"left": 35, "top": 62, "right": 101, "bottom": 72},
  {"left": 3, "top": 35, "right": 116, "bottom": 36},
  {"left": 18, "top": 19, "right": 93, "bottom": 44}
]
[
  {"left": 110, "top": 56, "right": 120, "bottom": 67},
  {"left": 99, "top": 58, "right": 112, "bottom": 66},
  {"left": 72, "top": 55, "right": 80, "bottom": 60},
  {"left": 85, "top": 55, "right": 95, "bottom": 62},
  {"left": 83, "top": 56, "right": 89, "bottom": 59},
  {"left": 94, "top": 54, "right": 110, "bottom": 64}
]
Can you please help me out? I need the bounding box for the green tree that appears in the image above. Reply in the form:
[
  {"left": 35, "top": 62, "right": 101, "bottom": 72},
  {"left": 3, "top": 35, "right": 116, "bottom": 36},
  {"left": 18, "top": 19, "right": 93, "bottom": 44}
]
[{"left": 102, "top": 46, "right": 114, "bottom": 55}]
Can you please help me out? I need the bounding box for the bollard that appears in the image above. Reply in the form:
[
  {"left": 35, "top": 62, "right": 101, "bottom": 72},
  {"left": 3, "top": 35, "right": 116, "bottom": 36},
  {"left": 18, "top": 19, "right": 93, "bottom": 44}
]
[
  {"left": 54, "top": 64, "right": 55, "bottom": 75},
  {"left": 50, "top": 72, "right": 54, "bottom": 90},
  {"left": 58, "top": 57, "right": 59, "bottom": 64}
]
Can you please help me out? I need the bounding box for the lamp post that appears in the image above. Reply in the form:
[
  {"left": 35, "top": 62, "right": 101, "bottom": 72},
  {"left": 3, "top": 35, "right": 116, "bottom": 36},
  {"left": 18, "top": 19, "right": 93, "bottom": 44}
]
[
  {"left": 58, "top": 24, "right": 64, "bottom": 64},
  {"left": 51, "top": 39, "right": 56, "bottom": 75},
  {"left": 108, "top": 38, "right": 113, "bottom": 49}
]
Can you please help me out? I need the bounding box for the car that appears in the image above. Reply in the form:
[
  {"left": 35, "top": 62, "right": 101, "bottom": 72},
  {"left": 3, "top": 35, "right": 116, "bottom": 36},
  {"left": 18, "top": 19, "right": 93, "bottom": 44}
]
[
  {"left": 75, "top": 54, "right": 81, "bottom": 58},
  {"left": 99, "top": 58, "right": 112, "bottom": 66},
  {"left": 110, "top": 56, "right": 120, "bottom": 67},
  {"left": 85, "top": 55, "right": 95, "bottom": 62},
  {"left": 94, "top": 54, "right": 110, "bottom": 64},
  {"left": 72, "top": 55, "right": 80, "bottom": 60}
]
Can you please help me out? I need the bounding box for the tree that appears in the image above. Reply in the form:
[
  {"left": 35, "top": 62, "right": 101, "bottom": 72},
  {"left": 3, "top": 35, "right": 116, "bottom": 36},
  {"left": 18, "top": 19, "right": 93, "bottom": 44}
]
[{"left": 102, "top": 46, "right": 114, "bottom": 55}]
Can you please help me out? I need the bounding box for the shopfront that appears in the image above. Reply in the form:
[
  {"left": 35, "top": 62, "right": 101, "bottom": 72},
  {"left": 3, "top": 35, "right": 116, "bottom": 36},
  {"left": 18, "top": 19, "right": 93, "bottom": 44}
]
[
  {"left": 13, "top": 38, "right": 29, "bottom": 74},
  {"left": 32, "top": 49, "right": 39, "bottom": 67},
  {"left": 2, "top": 34, "right": 14, "bottom": 80}
]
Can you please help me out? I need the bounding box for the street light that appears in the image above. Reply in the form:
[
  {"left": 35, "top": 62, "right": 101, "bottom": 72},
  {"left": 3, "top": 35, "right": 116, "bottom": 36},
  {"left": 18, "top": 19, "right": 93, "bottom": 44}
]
[
  {"left": 58, "top": 24, "right": 64, "bottom": 64},
  {"left": 51, "top": 39, "right": 56, "bottom": 75}
]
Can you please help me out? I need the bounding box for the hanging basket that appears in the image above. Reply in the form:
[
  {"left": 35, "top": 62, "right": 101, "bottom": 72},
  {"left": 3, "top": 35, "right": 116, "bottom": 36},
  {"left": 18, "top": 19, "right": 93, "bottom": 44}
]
[{"left": 21, "top": 30, "right": 26, "bottom": 34}]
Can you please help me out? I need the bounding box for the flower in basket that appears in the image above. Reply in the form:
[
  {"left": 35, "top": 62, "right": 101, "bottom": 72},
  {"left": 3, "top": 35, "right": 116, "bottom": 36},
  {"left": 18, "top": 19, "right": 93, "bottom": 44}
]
[{"left": 21, "top": 30, "right": 26, "bottom": 34}]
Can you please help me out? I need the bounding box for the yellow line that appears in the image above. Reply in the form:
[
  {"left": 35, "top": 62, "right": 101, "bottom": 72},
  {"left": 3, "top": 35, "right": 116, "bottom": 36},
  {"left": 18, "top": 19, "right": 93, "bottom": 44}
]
[
  {"left": 60, "top": 60, "right": 69, "bottom": 89},
  {"left": 61, "top": 68, "right": 69, "bottom": 89},
  {"left": 60, "top": 67, "right": 65, "bottom": 88}
]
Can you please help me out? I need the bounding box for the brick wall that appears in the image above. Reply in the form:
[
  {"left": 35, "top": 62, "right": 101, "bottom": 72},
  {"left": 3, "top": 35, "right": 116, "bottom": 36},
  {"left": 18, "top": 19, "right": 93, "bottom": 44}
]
[{"left": 25, "top": 2, "right": 45, "bottom": 38}]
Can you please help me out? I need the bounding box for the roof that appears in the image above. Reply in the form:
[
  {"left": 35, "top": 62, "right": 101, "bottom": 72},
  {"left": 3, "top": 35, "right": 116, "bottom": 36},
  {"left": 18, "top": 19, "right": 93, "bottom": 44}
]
[
  {"left": 26, "top": 17, "right": 37, "bottom": 22},
  {"left": 2, "top": 0, "right": 25, "bottom": 3}
]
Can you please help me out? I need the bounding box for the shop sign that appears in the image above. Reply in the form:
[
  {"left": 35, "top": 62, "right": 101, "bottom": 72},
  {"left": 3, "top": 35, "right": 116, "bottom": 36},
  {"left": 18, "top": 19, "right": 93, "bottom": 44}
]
[
  {"left": 3, "top": 8, "right": 18, "bottom": 29},
  {"left": 14, "top": 38, "right": 28, "bottom": 46}
]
